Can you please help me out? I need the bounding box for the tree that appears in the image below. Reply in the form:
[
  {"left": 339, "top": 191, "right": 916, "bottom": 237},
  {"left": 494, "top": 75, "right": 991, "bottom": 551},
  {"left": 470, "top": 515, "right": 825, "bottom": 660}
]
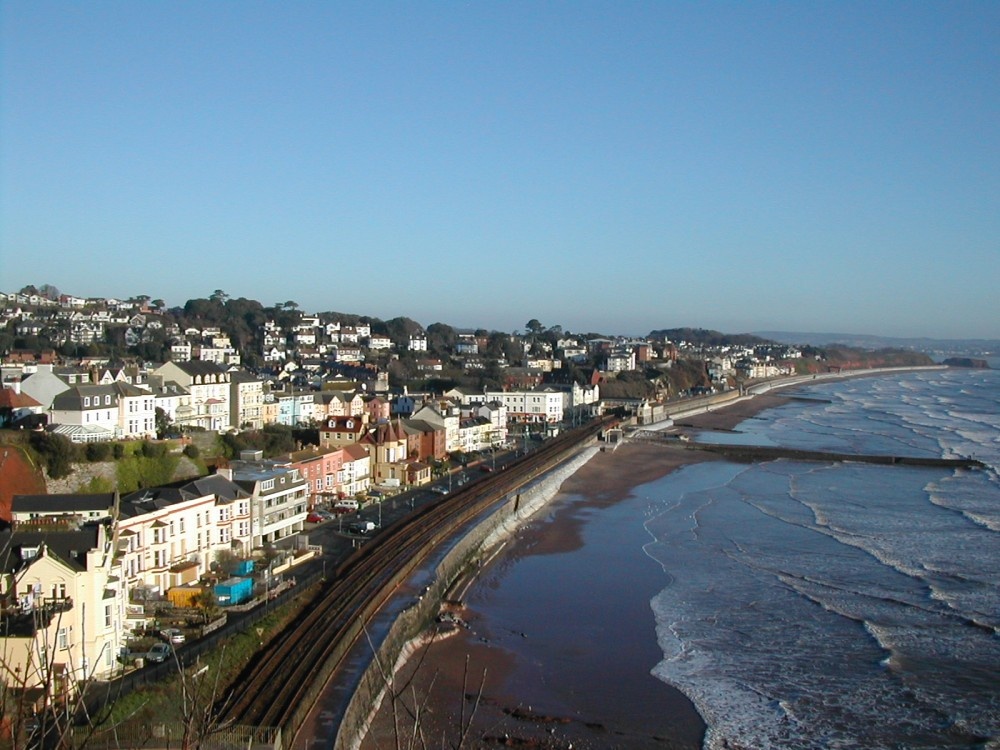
[
  {"left": 153, "top": 406, "right": 173, "bottom": 440},
  {"left": 38, "top": 283, "right": 61, "bottom": 301},
  {"left": 525, "top": 319, "right": 544, "bottom": 336},
  {"left": 27, "top": 431, "right": 77, "bottom": 479},
  {"left": 426, "top": 322, "right": 457, "bottom": 356}
]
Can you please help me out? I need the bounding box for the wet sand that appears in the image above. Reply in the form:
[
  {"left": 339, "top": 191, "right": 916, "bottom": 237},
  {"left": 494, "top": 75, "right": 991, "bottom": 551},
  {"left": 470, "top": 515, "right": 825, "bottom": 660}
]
[{"left": 359, "top": 393, "right": 793, "bottom": 750}]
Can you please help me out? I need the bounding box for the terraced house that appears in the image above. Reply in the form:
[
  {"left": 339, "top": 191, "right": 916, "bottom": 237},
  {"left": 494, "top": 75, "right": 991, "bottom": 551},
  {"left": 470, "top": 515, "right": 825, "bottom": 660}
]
[
  {"left": 152, "top": 360, "right": 231, "bottom": 431},
  {"left": 117, "top": 475, "right": 252, "bottom": 599}
]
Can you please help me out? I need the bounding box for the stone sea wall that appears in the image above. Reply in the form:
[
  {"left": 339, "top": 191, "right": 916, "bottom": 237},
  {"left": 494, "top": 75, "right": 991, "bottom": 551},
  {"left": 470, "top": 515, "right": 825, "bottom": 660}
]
[{"left": 337, "top": 444, "right": 601, "bottom": 750}]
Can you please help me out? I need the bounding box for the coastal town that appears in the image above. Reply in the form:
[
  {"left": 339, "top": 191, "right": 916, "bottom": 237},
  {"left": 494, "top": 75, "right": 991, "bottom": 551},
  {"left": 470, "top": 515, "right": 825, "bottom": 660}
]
[{"left": 0, "top": 286, "right": 936, "bottom": 747}]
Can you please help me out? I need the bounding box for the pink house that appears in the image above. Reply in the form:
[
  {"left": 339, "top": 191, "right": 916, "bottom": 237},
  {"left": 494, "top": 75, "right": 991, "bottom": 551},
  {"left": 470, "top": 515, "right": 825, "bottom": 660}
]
[{"left": 285, "top": 445, "right": 346, "bottom": 506}]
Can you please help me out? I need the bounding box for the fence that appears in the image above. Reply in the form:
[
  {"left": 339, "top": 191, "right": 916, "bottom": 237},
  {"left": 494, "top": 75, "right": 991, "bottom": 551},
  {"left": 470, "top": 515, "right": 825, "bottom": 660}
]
[{"left": 72, "top": 721, "right": 281, "bottom": 750}]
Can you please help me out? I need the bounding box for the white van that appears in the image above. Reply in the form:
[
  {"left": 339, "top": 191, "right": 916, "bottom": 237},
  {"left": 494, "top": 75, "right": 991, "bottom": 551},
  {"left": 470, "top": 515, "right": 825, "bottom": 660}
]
[{"left": 335, "top": 499, "right": 360, "bottom": 512}]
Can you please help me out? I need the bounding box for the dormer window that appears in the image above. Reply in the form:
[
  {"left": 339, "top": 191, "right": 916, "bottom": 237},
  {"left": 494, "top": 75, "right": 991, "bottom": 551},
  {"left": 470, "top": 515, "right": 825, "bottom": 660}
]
[{"left": 83, "top": 396, "right": 90, "bottom": 407}]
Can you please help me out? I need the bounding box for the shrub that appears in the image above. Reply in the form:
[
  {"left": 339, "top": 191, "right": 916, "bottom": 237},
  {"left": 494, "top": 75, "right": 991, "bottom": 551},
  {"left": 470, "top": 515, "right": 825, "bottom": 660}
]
[
  {"left": 85, "top": 442, "right": 112, "bottom": 462},
  {"left": 182, "top": 444, "right": 200, "bottom": 459},
  {"left": 140, "top": 441, "right": 168, "bottom": 459}
]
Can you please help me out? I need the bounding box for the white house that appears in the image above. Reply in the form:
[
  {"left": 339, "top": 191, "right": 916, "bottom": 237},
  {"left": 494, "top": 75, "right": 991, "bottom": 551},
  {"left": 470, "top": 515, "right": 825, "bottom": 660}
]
[{"left": 152, "top": 361, "right": 231, "bottom": 431}]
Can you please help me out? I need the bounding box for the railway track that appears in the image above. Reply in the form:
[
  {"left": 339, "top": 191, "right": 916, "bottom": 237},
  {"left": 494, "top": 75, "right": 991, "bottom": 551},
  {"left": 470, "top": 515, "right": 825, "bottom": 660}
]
[{"left": 217, "top": 417, "right": 614, "bottom": 734}]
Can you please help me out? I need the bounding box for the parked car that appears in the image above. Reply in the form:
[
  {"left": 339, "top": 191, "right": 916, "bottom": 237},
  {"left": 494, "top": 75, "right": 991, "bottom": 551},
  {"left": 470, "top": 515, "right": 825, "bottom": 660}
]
[
  {"left": 431, "top": 485, "right": 449, "bottom": 495},
  {"left": 160, "top": 628, "right": 185, "bottom": 644},
  {"left": 307, "top": 512, "right": 326, "bottom": 523},
  {"left": 348, "top": 520, "right": 377, "bottom": 535},
  {"left": 120, "top": 642, "right": 173, "bottom": 665}
]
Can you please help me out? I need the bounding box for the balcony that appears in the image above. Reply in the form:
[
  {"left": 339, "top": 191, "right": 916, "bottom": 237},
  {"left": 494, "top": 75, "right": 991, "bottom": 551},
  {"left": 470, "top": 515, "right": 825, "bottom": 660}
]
[{"left": 0, "top": 598, "right": 74, "bottom": 637}]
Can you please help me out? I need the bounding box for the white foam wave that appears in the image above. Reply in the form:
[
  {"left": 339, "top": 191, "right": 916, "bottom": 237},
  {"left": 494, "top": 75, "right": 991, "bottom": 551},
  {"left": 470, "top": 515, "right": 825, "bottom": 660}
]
[{"left": 643, "top": 370, "right": 1000, "bottom": 748}]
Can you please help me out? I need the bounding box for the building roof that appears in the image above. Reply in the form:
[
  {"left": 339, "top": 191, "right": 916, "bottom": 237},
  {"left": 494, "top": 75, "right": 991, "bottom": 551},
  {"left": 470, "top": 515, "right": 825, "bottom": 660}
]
[
  {"left": 0, "top": 387, "right": 41, "bottom": 409},
  {"left": 228, "top": 370, "right": 262, "bottom": 385},
  {"left": 51, "top": 384, "right": 119, "bottom": 411},
  {"left": 167, "top": 360, "right": 230, "bottom": 377},
  {"left": 0, "top": 524, "right": 104, "bottom": 573},
  {"left": 119, "top": 474, "right": 249, "bottom": 517},
  {"left": 342, "top": 443, "right": 370, "bottom": 461},
  {"left": 12, "top": 492, "right": 116, "bottom": 515}
]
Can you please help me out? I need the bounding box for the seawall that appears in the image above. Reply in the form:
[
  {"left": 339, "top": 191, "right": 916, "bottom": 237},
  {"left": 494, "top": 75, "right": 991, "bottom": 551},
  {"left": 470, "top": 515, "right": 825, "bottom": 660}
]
[{"left": 336, "top": 444, "right": 602, "bottom": 750}]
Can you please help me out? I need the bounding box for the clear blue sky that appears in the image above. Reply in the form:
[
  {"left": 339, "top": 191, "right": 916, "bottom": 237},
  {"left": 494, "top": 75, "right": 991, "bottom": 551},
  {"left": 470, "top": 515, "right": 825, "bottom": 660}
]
[{"left": 2, "top": 1, "right": 998, "bottom": 339}]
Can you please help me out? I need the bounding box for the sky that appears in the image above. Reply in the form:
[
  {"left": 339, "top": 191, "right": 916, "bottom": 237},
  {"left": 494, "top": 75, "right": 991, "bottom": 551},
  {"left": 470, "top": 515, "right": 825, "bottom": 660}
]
[{"left": 1, "top": 2, "right": 998, "bottom": 339}]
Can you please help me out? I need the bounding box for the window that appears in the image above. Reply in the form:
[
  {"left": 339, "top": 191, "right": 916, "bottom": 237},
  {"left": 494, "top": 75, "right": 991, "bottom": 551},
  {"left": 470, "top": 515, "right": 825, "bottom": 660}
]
[
  {"left": 104, "top": 605, "right": 112, "bottom": 628},
  {"left": 51, "top": 583, "right": 67, "bottom": 599},
  {"left": 58, "top": 627, "right": 68, "bottom": 649}
]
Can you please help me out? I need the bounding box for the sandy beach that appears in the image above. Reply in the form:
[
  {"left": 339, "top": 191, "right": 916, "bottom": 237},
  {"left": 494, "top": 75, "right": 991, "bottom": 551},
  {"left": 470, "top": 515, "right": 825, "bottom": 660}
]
[{"left": 358, "top": 392, "right": 794, "bottom": 750}]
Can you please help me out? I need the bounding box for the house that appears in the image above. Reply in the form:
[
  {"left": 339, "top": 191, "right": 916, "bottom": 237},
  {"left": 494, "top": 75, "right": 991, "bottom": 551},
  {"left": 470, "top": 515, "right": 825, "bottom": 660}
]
[
  {"left": 415, "top": 359, "right": 443, "bottom": 372},
  {"left": 362, "top": 394, "right": 391, "bottom": 423},
  {"left": 117, "top": 474, "right": 253, "bottom": 598},
  {"left": 48, "top": 385, "right": 119, "bottom": 443},
  {"left": 284, "top": 446, "right": 345, "bottom": 506},
  {"left": 276, "top": 391, "right": 315, "bottom": 427},
  {"left": 18, "top": 365, "right": 81, "bottom": 412},
  {"left": 472, "top": 401, "right": 508, "bottom": 446},
  {"left": 219, "top": 455, "right": 308, "bottom": 548},
  {"left": 411, "top": 401, "right": 462, "bottom": 453},
  {"left": 0, "top": 384, "right": 44, "bottom": 428},
  {"left": 454, "top": 337, "right": 479, "bottom": 355},
  {"left": 10, "top": 493, "right": 116, "bottom": 526},
  {"left": 149, "top": 380, "right": 193, "bottom": 431},
  {"left": 229, "top": 370, "right": 265, "bottom": 430},
  {"left": 491, "top": 387, "right": 564, "bottom": 424},
  {"left": 362, "top": 420, "right": 425, "bottom": 488},
  {"left": 319, "top": 415, "right": 369, "bottom": 449},
  {"left": 339, "top": 443, "right": 371, "bottom": 498},
  {"left": 152, "top": 360, "right": 231, "bottom": 431},
  {"left": 48, "top": 382, "right": 156, "bottom": 442},
  {"left": 457, "top": 416, "right": 494, "bottom": 454},
  {"left": 0, "top": 523, "right": 126, "bottom": 699}
]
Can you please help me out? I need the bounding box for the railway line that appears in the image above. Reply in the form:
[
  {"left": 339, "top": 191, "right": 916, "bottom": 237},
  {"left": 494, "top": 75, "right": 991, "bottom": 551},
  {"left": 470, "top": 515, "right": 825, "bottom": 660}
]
[{"left": 217, "top": 417, "right": 614, "bottom": 738}]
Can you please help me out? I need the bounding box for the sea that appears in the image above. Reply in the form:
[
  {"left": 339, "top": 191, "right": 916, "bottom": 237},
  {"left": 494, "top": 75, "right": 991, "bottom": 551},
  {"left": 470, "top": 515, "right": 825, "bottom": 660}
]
[
  {"left": 449, "top": 367, "right": 1000, "bottom": 750},
  {"left": 646, "top": 367, "right": 1000, "bottom": 749}
]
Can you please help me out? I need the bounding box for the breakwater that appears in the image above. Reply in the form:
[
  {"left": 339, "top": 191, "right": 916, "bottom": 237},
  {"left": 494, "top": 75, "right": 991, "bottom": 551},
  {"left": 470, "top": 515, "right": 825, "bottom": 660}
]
[{"left": 630, "top": 430, "right": 986, "bottom": 469}]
